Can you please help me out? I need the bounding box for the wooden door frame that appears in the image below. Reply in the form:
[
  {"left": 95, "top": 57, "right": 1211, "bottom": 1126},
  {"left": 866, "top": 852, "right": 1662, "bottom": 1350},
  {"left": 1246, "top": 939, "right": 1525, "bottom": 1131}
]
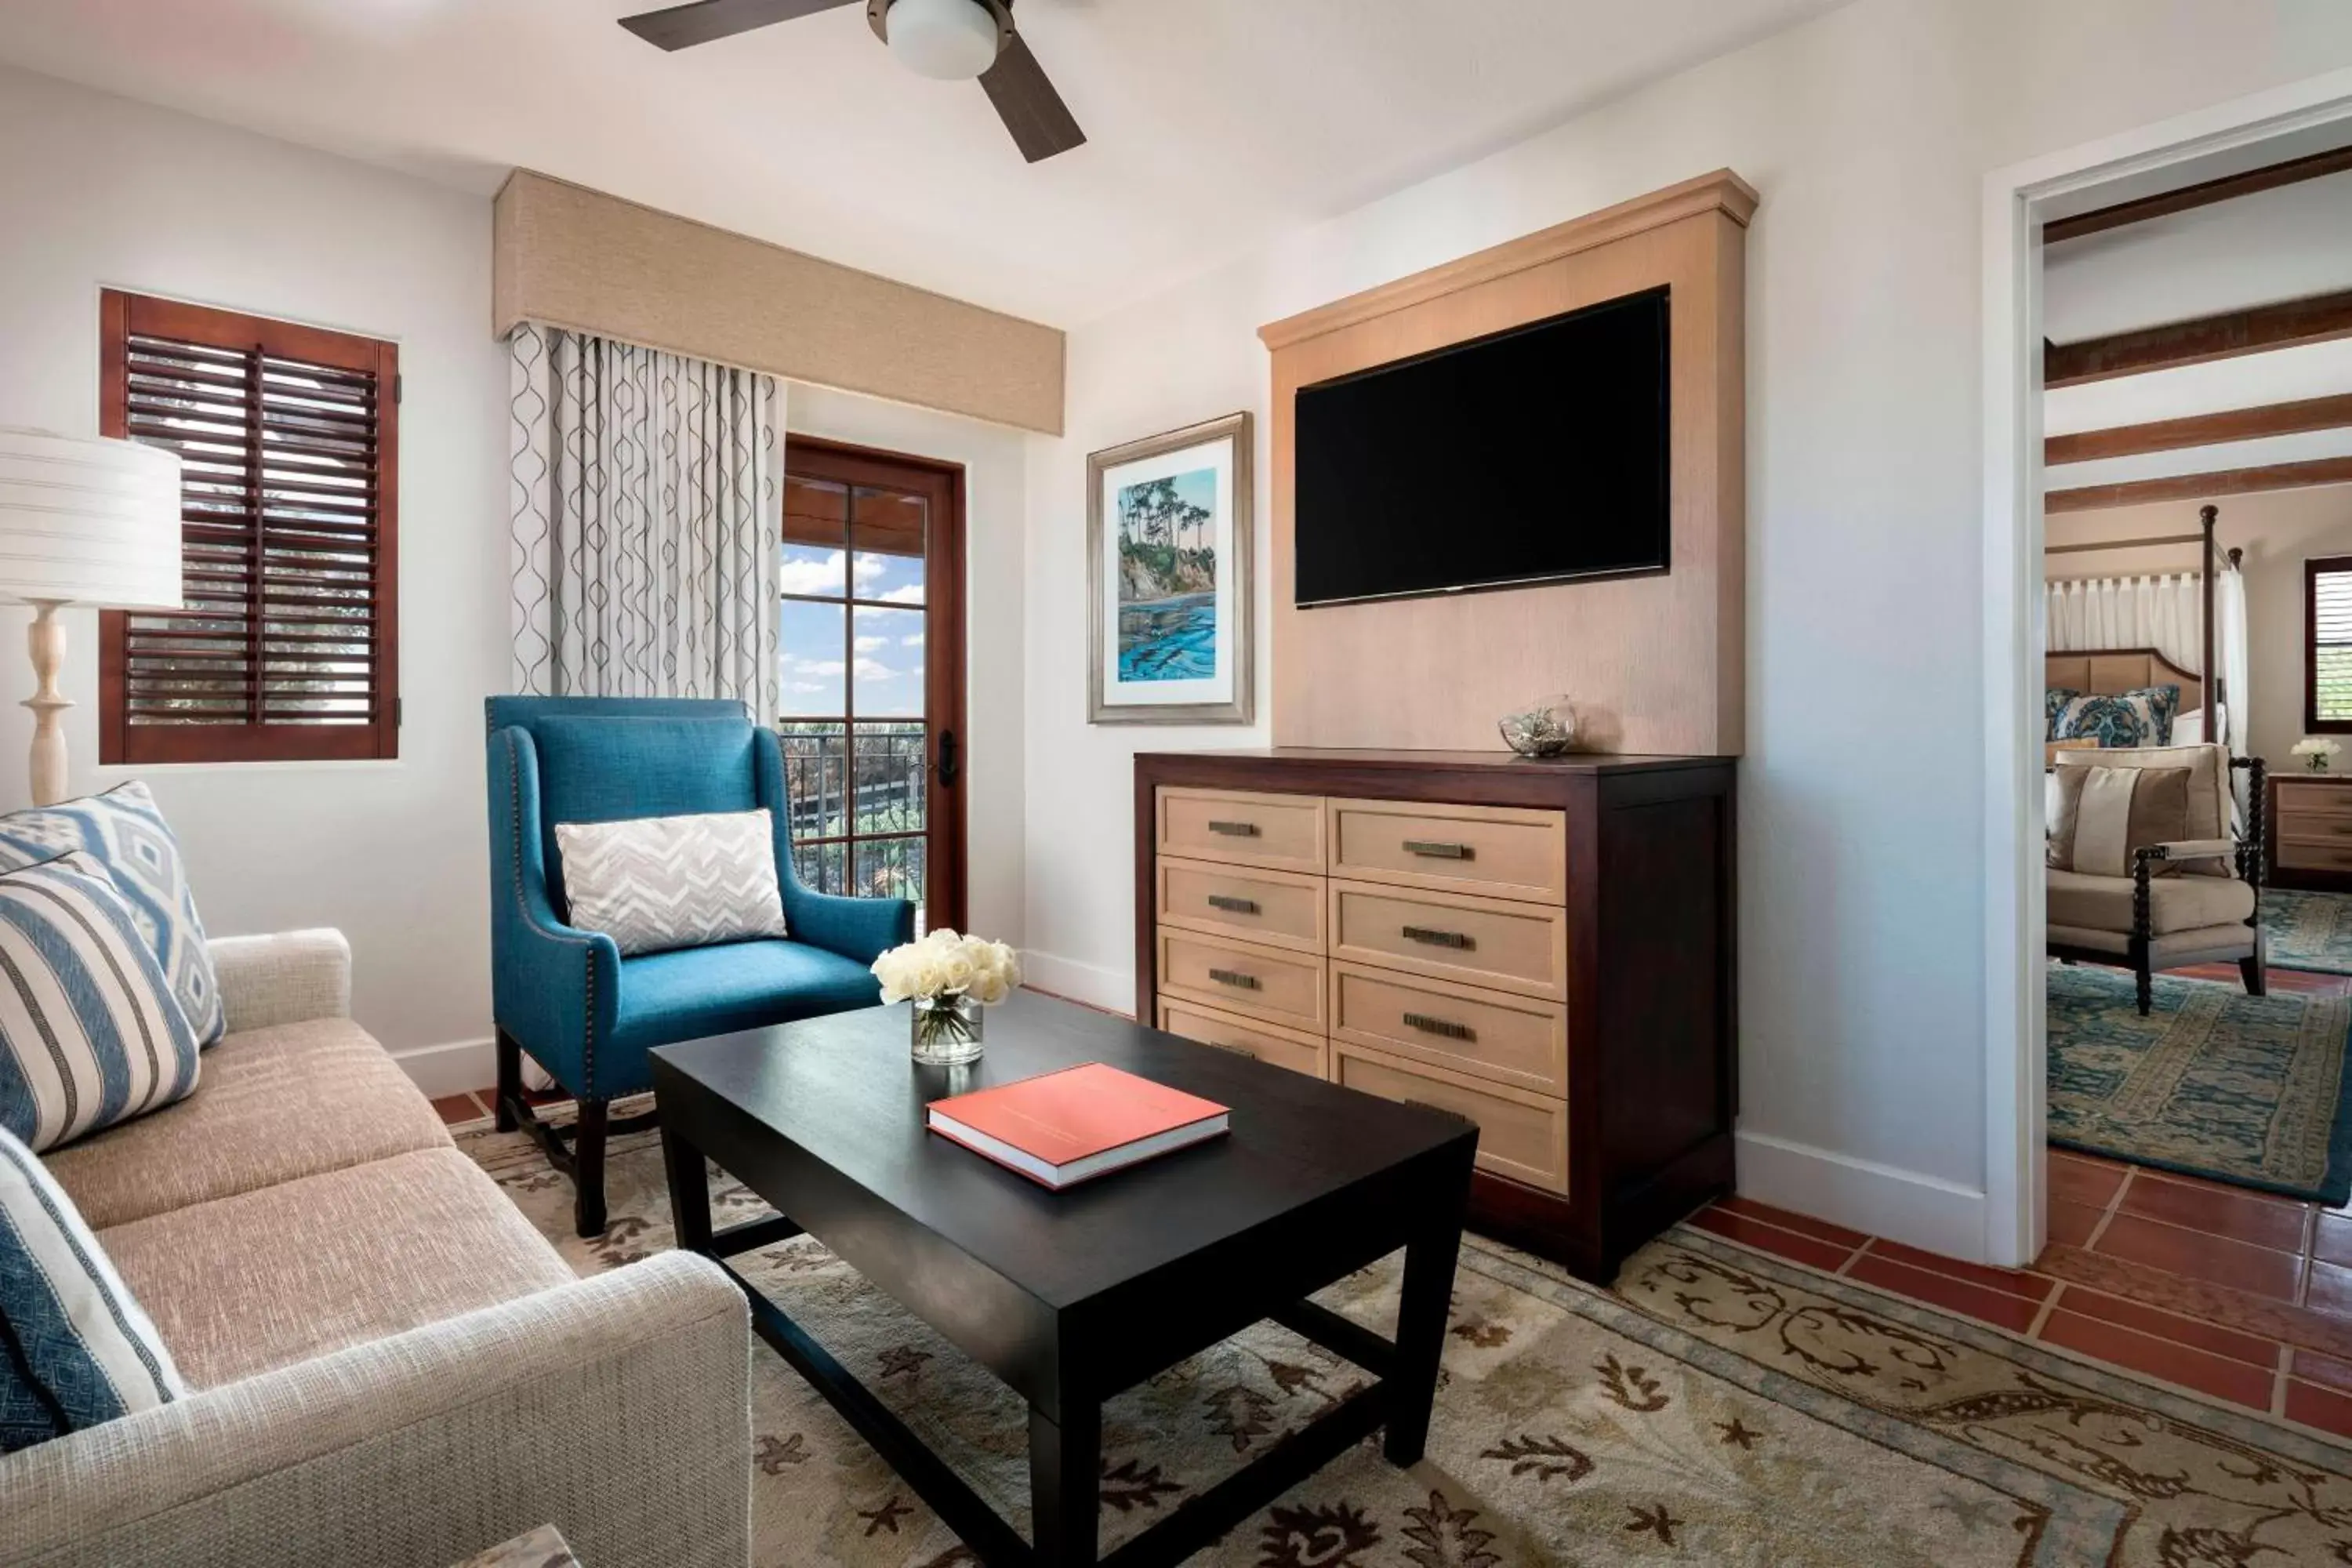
[{"left": 784, "top": 434, "right": 969, "bottom": 933}]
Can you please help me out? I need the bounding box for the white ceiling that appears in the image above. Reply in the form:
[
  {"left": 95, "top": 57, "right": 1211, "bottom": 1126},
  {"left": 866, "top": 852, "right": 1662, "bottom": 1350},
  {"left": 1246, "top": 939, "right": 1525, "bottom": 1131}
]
[{"left": 0, "top": 0, "right": 1848, "bottom": 327}]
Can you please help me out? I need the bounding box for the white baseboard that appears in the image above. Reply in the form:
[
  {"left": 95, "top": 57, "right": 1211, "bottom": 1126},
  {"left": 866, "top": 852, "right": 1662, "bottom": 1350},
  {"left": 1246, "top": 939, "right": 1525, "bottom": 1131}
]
[
  {"left": 1734, "top": 1130, "right": 1989, "bottom": 1263},
  {"left": 1019, "top": 949, "right": 1134, "bottom": 1017},
  {"left": 390, "top": 1035, "right": 496, "bottom": 1099}
]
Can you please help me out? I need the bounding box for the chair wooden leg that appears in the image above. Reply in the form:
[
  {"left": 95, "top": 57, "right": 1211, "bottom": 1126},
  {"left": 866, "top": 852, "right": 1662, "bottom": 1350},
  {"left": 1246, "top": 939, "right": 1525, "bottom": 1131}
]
[
  {"left": 2131, "top": 945, "right": 2154, "bottom": 1015},
  {"left": 494, "top": 1029, "right": 522, "bottom": 1134},
  {"left": 574, "top": 1099, "right": 609, "bottom": 1238},
  {"left": 2241, "top": 954, "right": 2268, "bottom": 996}
]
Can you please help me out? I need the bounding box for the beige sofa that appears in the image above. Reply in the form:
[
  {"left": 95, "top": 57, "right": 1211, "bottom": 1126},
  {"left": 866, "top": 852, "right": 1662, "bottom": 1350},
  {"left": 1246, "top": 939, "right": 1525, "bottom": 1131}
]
[{"left": 0, "top": 931, "right": 753, "bottom": 1568}]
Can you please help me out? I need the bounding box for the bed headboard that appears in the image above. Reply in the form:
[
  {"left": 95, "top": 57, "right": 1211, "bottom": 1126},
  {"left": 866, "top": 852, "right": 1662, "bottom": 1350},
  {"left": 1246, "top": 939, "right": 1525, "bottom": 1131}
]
[{"left": 2044, "top": 648, "right": 2203, "bottom": 715}]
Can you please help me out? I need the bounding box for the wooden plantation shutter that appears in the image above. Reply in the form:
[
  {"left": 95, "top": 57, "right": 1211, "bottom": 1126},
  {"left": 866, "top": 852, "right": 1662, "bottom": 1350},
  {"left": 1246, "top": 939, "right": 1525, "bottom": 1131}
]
[
  {"left": 98, "top": 291, "right": 397, "bottom": 762},
  {"left": 2309, "top": 555, "right": 2352, "bottom": 734}
]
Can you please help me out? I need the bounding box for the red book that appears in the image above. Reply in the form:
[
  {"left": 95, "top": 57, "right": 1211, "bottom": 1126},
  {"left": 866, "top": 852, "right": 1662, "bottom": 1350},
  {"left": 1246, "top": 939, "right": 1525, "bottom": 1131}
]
[{"left": 927, "top": 1063, "right": 1230, "bottom": 1190}]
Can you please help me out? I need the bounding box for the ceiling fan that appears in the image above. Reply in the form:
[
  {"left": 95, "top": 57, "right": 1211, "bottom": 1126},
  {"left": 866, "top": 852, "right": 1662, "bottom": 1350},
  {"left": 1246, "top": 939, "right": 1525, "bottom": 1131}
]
[{"left": 618, "top": 0, "right": 1086, "bottom": 164}]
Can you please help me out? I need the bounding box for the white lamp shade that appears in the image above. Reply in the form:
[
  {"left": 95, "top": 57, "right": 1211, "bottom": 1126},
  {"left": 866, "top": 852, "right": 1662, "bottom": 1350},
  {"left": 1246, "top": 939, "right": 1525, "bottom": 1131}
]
[
  {"left": 0, "top": 428, "right": 183, "bottom": 610},
  {"left": 885, "top": 0, "right": 1002, "bottom": 80}
]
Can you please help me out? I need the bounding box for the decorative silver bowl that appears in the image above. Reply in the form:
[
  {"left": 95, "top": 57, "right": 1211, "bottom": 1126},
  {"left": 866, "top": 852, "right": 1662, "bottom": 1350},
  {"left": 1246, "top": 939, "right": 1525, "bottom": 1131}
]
[{"left": 1499, "top": 697, "right": 1580, "bottom": 757}]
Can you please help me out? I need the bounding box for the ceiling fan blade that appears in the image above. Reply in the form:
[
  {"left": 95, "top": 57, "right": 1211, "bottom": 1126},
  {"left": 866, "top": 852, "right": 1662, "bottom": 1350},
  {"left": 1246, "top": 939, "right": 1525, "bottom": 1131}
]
[
  {"left": 619, "top": 0, "right": 859, "bottom": 51},
  {"left": 978, "top": 31, "right": 1087, "bottom": 163}
]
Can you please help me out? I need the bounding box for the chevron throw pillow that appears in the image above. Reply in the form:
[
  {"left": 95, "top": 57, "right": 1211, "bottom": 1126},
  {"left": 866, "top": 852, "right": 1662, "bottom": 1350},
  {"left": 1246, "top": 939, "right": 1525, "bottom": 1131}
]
[
  {"left": 554, "top": 809, "right": 789, "bottom": 956},
  {"left": 0, "top": 782, "right": 224, "bottom": 1048},
  {"left": 1, "top": 1125, "right": 186, "bottom": 1451}
]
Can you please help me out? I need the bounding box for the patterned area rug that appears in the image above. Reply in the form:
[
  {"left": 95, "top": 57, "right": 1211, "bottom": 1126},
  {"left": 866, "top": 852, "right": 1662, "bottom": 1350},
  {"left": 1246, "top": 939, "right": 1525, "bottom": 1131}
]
[
  {"left": 460, "top": 1112, "right": 2352, "bottom": 1566},
  {"left": 2265, "top": 888, "right": 2352, "bottom": 975},
  {"left": 2047, "top": 964, "right": 2352, "bottom": 1202}
]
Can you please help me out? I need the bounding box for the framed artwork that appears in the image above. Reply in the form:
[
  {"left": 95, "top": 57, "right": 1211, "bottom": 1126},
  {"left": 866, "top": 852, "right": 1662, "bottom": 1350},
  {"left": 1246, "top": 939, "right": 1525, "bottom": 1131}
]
[{"left": 1087, "top": 412, "right": 1254, "bottom": 725}]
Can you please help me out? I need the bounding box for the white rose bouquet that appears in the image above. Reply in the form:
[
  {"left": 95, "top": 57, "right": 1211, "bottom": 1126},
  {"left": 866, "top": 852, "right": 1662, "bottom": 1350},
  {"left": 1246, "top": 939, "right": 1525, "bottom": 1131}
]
[
  {"left": 875, "top": 929, "right": 1020, "bottom": 1061},
  {"left": 2294, "top": 737, "right": 2343, "bottom": 775}
]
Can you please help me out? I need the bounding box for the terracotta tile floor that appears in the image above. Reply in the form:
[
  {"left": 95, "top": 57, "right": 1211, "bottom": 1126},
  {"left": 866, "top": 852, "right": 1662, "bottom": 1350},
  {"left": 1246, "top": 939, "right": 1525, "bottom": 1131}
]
[{"left": 1692, "top": 1146, "right": 2352, "bottom": 1438}]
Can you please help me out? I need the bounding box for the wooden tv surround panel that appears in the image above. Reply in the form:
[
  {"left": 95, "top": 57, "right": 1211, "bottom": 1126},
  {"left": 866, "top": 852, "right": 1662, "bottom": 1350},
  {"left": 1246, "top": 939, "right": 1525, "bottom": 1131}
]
[{"left": 1134, "top": 750, "right": 1737, "bottom": 1283}]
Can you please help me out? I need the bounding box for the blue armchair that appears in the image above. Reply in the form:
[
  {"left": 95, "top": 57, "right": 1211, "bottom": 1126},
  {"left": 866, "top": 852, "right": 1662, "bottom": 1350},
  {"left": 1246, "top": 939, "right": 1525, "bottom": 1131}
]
[{"left": 486, "top": 696, "right": 915, "bottom": 1235}]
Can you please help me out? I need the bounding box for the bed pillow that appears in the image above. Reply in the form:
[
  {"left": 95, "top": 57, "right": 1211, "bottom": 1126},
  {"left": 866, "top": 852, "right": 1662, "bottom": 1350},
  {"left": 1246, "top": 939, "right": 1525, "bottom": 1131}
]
[
  {"left": 0, "top": 1125, "right": 185, "bottom": 1452},
  {"left": 0, "top": 783, "right": 223, "bottom": 1047},
  {"left": 554, "top": 808, "right": 789, "bottom": 956},
  {"left": 0, "top": 851, "right": 201, "bottom": 1152},
  {"left": 2044, "top": 687, "right": 2083, "bottom": 741},
  {"left": 2120, "top": 684, "right": 2181, "bottom": 745},
  {"left": 2048, "top": 764, "right": 2192, "bottom": 877},
  {"left": 2053, "top": 691, "right": 2166, "bottom": 750}
]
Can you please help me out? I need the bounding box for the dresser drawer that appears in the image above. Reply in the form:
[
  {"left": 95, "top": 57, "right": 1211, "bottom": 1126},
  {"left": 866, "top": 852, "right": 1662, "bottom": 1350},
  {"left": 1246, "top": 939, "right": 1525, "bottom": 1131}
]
[
  {"left": 2278, "top": 811, "right": 2352, "bottom": 842},
  {"left": 1157, "top": 787, "right": 1325, "bottom": 873},
  {"left": 1156, "top": 857, "right": 1324, "bottom": 953},
  {"left": 1156, "top": 928, "right": 1326, "bottom": 1031},
  {"left": 2278, "top": 837, "right": 2352, "bottom": 873},
  {"left": 1328, "top": 880, "right": 1568, "bottom": 1001},
  {"left": 1157, "top": 997, "right": 1327, "bottom": 1078},
  {"left": 1334, "top": 1043, "right": 1567, "bottom": 1195},
  {"left": 1330, "top": 961, "right": 1566, "bottom": 1096},
  {"left": 2278, "top": 782, "right": 2352, "bottom": 819},
  {"left": 1327, "top": 798, "right": 1566, "bottom": 905}
]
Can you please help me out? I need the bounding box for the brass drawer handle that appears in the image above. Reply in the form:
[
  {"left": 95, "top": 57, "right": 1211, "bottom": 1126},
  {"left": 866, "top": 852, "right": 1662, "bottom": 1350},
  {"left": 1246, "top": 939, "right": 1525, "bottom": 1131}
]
[
  {"left": 1403, "top": 839, "right": 1472, "bottom": 859},
  {"left": 1207, "top": 820, "right": 1261, "bottom": 837},
  {"left": 1402, "top": 924, "right": 1475, "bottom": 950},
  {"left": 1207, "top": 894, "right": 1261, "bottom": 914},
  {"left": 1403, "top": 1011, "right": 1475, "bottom": 1042},
  {"left": 1207, "top": 967, "right": 1261, "bottom": 991}
]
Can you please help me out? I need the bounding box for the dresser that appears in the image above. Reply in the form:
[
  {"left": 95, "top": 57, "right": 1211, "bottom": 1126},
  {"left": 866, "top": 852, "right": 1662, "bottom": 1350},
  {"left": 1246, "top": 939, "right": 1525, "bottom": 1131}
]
[
  {"left": 1134, "top": 748, "right": 1737, "bottom": 1282},
  {"left": 2270, "top": 773, "right": 2352, "bottom": 891}
]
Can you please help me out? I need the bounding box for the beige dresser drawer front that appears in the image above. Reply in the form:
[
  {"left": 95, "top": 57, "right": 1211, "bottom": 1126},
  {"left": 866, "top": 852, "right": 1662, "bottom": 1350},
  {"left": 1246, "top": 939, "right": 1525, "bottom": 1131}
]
[
  {"left": 1328, "top": 798, "right": 1567, "bottom": 904},
  {"left": 1334, "top": 1044, "right": 1567, "bottom": 1195},
  {"left": 1156, "top": 929, "right": 1326, "bottom": 1030},
  {"left": 1328, "top": 880, "right": 1567, "bottom": 1000},
  {"left": 1330, "top": 962, "right": 1566, "bottom": 1095},
  {"left": 1157, "top": 997, "right": 1327, "bottom": 1078},
  {"left": 2278, "top": 814, "right": 2352, "bottom": 844},
  {"left": 2278, "top": 782, "right": 2352, "bottom": 819},
  {"left": 2278, "top": 837, "right": 2352, "bottom": 872},
  {"left": 1157, "top": 787, "right": 1326, "bottom": 873},
  {"left": 1156, "top": 857, "right": 1325, "bottom": 953}
]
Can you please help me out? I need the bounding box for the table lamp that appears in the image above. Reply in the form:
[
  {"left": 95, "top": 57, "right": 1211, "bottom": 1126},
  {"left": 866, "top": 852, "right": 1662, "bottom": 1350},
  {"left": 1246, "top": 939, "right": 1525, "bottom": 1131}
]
[{"left": 0, "top": 428, "right": 183, "bottom": 806}]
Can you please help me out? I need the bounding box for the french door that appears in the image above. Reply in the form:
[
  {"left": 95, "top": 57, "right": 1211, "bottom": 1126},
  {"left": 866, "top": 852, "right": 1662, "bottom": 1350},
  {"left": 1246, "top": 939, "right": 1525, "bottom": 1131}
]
[{"left": 777, "top": 437, "right": 967, "bottom": 933}]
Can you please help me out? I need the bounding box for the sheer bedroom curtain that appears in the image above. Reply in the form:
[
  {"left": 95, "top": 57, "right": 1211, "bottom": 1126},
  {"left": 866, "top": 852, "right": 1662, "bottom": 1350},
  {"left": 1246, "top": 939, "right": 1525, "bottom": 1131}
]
[
  {"left": 506, "top": 321, "right": 782, "bottom": 716},
  {"left": 2043, "top": 568, "right": 2249, "bottom": 753}
]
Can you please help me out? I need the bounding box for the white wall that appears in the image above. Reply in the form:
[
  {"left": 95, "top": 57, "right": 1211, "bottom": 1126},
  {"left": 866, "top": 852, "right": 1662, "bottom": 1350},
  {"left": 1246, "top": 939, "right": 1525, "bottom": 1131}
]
[
  {"left": 1022, "top": 0, "right": 2352, "bottom": 1257},
  {"left": 0, "top": 64, "right": 509, "bottom": 1091},
  {"left": 785, "top": 385, "right": 1027, "bottom": 947}
]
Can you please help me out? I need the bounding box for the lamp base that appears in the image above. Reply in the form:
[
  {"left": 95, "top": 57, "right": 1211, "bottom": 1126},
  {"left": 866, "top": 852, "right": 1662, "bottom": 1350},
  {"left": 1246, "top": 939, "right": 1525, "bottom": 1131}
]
[{"left": 22, "top": 599, "right": 71, "bottom": 808}]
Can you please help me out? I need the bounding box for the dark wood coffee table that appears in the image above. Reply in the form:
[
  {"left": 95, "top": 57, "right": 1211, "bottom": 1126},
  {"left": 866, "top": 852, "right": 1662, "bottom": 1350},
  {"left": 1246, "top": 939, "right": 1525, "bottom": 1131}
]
[{"left": 651, "top": 989, "right": 1476, "bottom": 1568}]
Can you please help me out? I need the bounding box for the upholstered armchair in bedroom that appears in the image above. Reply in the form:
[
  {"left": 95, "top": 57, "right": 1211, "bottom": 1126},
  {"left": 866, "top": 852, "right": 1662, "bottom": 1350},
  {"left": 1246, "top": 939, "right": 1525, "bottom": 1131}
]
[
  {"left": 2045, "top": 742, "right": 2266, "bottom": 1015},
  {"left": 486, "top": 697, "right": 915, "bottom": 1235}
]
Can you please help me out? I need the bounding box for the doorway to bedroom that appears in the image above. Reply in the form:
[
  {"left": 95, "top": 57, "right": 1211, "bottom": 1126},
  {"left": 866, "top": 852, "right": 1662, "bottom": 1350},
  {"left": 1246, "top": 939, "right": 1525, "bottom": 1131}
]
[{"left": 2027, "top": 129, "right": 2352, "bottom": 1401}]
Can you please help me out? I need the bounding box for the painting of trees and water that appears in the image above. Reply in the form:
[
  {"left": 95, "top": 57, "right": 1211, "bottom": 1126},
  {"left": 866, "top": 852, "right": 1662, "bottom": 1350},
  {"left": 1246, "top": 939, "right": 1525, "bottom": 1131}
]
[{"left": 1116, "top": 467, "right": 1218, "bottom": 682}]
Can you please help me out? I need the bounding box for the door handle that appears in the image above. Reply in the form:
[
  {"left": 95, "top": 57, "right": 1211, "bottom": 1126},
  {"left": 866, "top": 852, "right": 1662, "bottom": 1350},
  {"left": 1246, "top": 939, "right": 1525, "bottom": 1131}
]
[{"left": 933, "top": 728, "right": 960, "bottom": 787}]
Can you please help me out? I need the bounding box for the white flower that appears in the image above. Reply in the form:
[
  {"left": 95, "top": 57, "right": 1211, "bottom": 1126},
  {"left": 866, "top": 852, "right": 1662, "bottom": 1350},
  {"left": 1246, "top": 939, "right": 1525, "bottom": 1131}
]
[
  {"left": 2294, "top": 738, "right": 2343, "bottom": 757},
  {"left": 871, "top": 931, "right": 1021, "bottom": 1007}
]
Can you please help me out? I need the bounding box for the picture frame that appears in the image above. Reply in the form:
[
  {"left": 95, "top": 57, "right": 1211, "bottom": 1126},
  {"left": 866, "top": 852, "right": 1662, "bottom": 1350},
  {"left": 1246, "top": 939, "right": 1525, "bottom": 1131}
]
[{"left": 1086, "top": 412, "right": 1254, "bottom": 726}]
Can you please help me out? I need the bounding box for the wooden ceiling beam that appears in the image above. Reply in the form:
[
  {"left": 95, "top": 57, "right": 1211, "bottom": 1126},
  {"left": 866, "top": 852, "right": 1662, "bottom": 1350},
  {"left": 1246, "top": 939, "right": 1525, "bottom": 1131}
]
[
  {"left": 2045, "top": 289, "right": 2352, "bottom": 387},
  {"left": 2046, "top": 392, "right": 2352, "bottom": 464},
  {"left": 2046, "top": 455, "right": 2352, "bottom": 514},
  {"left": 2045, "top": 143, "right": 2352, "bottom": 245}
]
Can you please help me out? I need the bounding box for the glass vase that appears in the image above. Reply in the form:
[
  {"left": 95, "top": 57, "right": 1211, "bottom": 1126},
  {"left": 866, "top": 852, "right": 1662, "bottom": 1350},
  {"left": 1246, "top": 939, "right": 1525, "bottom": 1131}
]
[{"left": 910, "top": 993, "right": 985, "bottom": 1065}]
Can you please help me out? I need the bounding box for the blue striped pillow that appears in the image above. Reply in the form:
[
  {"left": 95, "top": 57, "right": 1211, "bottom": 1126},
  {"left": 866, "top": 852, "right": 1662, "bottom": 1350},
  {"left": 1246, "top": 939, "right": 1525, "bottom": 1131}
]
[
  {"left": 1, "top": 1126, "right": 185, "bottom": 1450},
  {"left": 0, "top": 851, "right": 200, "bottom": 1152},
  {"left": 0, "top": 782, "right": 225, "bottom": 1048}
]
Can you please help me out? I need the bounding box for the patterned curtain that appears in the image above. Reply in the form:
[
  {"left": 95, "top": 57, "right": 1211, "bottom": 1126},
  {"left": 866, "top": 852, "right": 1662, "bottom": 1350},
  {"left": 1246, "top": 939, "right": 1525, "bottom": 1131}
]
[{"left": 507, "top": 323, "right": 781, "bottom": 718}]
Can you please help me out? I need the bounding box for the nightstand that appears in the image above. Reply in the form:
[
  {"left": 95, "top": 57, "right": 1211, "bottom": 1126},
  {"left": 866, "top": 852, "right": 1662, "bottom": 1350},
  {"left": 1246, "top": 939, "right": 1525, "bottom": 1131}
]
[{"left": 2270, "top": 773, "right": 2352, "bottom": 890}]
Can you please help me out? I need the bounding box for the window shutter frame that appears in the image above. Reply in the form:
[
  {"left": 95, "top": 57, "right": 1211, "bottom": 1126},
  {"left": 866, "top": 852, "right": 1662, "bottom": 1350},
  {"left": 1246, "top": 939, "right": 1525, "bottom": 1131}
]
[{"left": 97, "top": 289, "right": 399, "bottom": 764}]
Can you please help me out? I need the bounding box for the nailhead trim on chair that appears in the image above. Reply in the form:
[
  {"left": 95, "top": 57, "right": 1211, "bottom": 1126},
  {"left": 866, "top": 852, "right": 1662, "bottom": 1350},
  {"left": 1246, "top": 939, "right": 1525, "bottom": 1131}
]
[{"left": 503, "top": 728, "right": 598, "bottom": 1097}]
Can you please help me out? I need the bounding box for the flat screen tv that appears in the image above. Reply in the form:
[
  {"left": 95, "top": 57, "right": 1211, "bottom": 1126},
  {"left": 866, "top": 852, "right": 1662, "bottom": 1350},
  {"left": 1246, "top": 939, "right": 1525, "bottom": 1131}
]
[{"left": 1293, "top": 285, "right": 1669, "bottom": 608}]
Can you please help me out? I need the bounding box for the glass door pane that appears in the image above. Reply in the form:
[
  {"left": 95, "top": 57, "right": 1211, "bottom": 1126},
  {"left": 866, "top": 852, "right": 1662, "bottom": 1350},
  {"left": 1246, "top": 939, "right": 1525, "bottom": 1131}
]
[{"left": 778, "top": 452, "right": 954, "bottom": 932}]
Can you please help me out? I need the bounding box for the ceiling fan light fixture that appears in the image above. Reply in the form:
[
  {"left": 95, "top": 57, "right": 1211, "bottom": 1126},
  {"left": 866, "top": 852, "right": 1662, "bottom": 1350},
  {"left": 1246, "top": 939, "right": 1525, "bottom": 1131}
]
[{"left": 882, "top": 0, "right": 1001, "bottom": 80}]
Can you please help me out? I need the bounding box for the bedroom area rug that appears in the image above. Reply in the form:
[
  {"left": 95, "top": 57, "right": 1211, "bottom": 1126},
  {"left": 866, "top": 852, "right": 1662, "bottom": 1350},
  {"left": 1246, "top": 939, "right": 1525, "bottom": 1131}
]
[
  {"left": 2265, "top": 887, "right": 2352, "bottom": 975},
  {"left": 2046, "top": 964, "right": 2352, "bottom": 1203},
  {"left": 460, "top": 1111, "right": 2352, "bottom": 1566}
]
